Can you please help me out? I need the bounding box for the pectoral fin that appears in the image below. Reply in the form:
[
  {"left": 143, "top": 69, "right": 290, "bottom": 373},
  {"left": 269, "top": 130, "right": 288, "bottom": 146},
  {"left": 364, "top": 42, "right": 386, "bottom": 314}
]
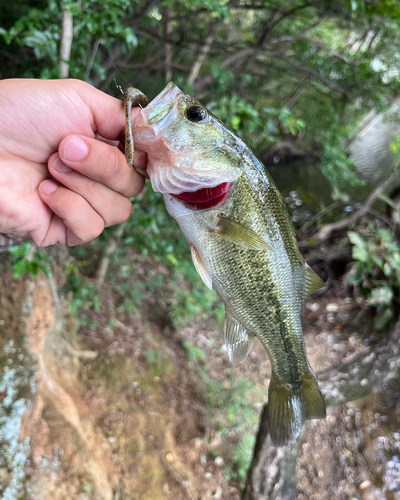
[
  {"left": 304, "top": 263, "right": 325, "bottom": 297},
  {"left": 190, "top": 245, "right": 213, "bottom": 290},
  {"left": 224, "top": 311, "right": 254, "bottom": 364},
  {"left": 214, "top": 216, "right": 272, "bottom": 251}
]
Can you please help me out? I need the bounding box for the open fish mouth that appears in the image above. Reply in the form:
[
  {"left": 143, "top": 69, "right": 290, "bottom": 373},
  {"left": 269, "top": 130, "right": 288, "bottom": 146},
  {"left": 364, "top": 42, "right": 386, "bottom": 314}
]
[
  {"left": 141, "top": 82, "right": 181, "bottom": 131},
  {"left": 132, "top": 82, "right": 240, "bottom": 202},
  {"left": 171, "top": 182, "right": 231, "bottom": 210}
]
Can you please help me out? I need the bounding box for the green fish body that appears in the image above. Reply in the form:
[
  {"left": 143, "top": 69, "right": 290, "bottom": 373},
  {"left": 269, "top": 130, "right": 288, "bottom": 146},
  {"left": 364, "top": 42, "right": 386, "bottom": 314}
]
[{"left": 127, "top": 82, "right": 326, "bottom": 445}]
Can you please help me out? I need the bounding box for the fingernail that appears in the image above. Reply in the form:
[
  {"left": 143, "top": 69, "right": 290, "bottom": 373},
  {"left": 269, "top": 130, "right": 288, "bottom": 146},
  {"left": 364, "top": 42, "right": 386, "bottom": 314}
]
[
  {"left": 39, "top": 180, "right": 58, "bottom": 195},
  {"left": 64, "top": 137, "right": 89, "bottom": 161},
  {"left": 53, "top": 157, "right": 72, "bottom": 173}
]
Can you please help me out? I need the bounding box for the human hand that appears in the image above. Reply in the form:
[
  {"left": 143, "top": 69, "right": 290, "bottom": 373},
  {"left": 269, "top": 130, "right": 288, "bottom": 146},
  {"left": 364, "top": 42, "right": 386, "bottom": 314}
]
[{"left": 0, "top": 78, "right": 146, "bottom": 246}]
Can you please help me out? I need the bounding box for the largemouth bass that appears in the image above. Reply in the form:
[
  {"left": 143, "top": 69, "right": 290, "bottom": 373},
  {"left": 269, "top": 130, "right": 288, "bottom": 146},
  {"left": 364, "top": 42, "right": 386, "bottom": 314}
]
[{"left": 124, "top": 83, "right": 326, "bottom": 445}]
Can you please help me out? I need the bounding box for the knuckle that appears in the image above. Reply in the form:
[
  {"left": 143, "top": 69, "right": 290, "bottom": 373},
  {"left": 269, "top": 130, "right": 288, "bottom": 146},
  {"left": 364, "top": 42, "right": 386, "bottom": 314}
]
[
  {"left": 85, "top": 178, "right": 99, "bottom": 197},
  {"left": 102, "top": 149, "right": 121, "bottom": 184},
  {"left": 90, "top": 217, "right": 105, "bottom": 240},
  {"left": 118, "top": 199, "right": 133, "bottom": 223},
  {"left": 107, "top": 198, "right": 132, "bottom": 226},
  {"left": 127, "top": 176, "right": 145, "bottom": 198}
]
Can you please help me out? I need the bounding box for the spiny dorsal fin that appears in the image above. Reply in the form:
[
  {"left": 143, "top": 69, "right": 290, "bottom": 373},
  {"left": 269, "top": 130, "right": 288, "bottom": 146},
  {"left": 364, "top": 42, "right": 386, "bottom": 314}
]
[
  {"left": 190, "top": 244, "right": 213, "bottom": 290},
  {"left": 214, "top": 216, "right": 272, "bottom": 252},
  {"left": 304, "top": 263, "right": 325, "bottom": 298},
  {"left": 224, "top": 311, "right": 254, "bottom": 364}
]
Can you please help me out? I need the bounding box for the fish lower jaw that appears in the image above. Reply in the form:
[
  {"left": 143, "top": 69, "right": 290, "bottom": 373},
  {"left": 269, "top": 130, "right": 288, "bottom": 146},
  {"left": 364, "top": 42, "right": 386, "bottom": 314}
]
[{"left": 171, "top": 182, "right": 231, "bottom": 210}]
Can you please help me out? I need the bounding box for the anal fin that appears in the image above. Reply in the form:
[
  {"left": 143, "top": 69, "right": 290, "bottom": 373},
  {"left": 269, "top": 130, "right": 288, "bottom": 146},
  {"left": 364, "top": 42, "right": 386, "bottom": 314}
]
[{"left": 224, "top": 311, "right": 254, "bottom": 364}]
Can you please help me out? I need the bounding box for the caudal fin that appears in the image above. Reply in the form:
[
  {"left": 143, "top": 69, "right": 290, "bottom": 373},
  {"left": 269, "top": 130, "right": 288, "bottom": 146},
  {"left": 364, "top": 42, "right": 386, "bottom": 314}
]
[{"left": 267, "top": 371, "right": 326, "bottom": 446}]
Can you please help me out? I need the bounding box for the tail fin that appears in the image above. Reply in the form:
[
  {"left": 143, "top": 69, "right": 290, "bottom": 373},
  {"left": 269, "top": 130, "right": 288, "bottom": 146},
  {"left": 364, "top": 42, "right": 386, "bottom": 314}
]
[{"left": 267, "top": 370, "right": 326, "bottom": 446}]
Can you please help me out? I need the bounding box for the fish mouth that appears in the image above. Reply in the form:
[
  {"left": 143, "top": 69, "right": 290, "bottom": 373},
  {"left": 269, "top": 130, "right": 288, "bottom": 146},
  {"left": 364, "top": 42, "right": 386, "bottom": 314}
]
[
  {"left": 171, "top": 182, "right": 231, "bottom": 210},
  {"left": 142, "top": 82, "right": 181, "bottom": 127}
]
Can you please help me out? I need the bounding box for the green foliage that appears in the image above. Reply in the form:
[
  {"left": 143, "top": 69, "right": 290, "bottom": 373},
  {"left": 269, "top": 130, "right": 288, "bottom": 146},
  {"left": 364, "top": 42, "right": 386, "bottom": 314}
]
[
  {"left": 64, "top": 262, "right": 101, "bottom": 325},
  {"left": 391, "top": 135, "right": 400, "bottom": 154},
  {"left": 119, "top": 187, "right": 224, "bottom": 327},
  {"left": 231, "top": 433, "right": 256, "bottom": 482},
  {"left": 0, "top": 0, "right": 137, "bottom": 80},
  {"left": 8, "top": 242, "right": 52, "bottom": 279},
  {"left": 143, "top": 349, "right": 164, "bottom": 377},
  {"left": 182, "top": 340, "right": 206, "bottom": 363},
  {"left": 348, "top": 226, "right": 400, "bottom": 329},
  {"left": 390, "top": 135, "right": 400, "bottom": 170},
  {"left": 116, "top": 281, "right": 146, "bottom": 316},
  {"left": 3, "top": 0, "right": 400, "bottom": 196},
  {"left": 168, "top": 262, "right": 224, "bottom": 329},
  {"left": 204, "top": 375, "right": 261, "bottom": 486},
  {"left": 180, "top": 333, "right": 261, "bottom": 486}
]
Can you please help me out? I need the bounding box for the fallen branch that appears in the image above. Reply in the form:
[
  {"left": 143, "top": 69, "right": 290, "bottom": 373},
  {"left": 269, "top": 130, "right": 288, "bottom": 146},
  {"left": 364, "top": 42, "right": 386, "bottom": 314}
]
[
  {"left": 160, "top": 455, "right": 194, "bottom": 500},
  {"left": 65, "top": 343, "right": 98, "bottom": 360},
  {"left": 316, "top": 169, "right": 398, "bottom": 242},
  {"left": 318, "top": 318, "right": 400, "bottom": 407}
]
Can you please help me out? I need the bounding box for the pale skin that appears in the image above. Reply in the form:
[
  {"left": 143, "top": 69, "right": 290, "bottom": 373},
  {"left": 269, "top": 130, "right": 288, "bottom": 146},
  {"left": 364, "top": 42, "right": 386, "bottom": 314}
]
[{"left": 0, "top": 78, "right": 147, "bottom": 246}]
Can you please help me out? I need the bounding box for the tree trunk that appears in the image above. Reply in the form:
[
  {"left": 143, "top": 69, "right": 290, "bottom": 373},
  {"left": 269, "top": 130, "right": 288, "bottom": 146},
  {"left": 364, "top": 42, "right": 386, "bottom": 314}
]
[
  {"left": 164, "top": 6, "right": 173, "bottom": 83},
  {"left": 244, "top": 319, "right": 400, "bottom": 499},
  {"left": 59, "top": 6, "right": 73, "bottom": 78},
  {"left": 244, "top": 406, "right": 302, "bottom": 500}
]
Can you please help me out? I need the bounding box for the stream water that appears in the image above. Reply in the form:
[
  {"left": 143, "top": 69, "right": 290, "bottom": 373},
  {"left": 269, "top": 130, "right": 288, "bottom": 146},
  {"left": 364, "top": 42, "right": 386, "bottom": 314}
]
[
  {"left": 270, "top": 161, "right": 400, "bottom": 498},
  {"left": 269, "top": 161, "right": 370, "bottom": 230}
]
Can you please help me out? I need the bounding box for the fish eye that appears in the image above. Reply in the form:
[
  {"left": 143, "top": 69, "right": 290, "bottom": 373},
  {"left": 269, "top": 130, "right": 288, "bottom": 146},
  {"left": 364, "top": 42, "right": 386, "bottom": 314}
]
[{"left": 185, "top": 106, "right": 207, "bottom": 123}]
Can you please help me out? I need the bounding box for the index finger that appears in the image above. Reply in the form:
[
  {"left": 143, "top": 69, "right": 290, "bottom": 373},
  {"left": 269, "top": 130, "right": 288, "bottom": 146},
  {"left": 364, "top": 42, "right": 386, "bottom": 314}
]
[{"left": 76, "top": 80, "right": 143, "bottom": 141}]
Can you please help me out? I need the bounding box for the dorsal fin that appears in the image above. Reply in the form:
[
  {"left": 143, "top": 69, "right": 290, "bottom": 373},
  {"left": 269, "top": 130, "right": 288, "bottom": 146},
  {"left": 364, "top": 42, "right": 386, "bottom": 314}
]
[
  {"left": 224, "top": 311, "right": 254, "bottom": 364},
  {"left": 304, "top": 263, "right": 325, "bottom": 297},
  {"left": 190, "top": 245, "right": 213, "bottom": 290}
]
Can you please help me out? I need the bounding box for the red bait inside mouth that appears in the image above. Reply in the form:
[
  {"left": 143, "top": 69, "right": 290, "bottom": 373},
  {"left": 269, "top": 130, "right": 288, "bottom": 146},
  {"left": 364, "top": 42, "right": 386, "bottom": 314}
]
[{"left": 172, "top": 182, "right": 231, "bottom": 210}]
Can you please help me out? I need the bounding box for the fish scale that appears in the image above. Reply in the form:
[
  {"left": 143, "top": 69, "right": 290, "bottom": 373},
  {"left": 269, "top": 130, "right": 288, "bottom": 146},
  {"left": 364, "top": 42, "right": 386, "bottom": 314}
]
[{"left": 125, "top": 82, "right": 327, "bottom": 445}]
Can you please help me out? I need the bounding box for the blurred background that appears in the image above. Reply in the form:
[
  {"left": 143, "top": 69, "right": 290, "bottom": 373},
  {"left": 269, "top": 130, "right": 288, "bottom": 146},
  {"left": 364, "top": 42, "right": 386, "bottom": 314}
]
[{"left": 1, "top": 0, "right": 400, "bottom": 498}]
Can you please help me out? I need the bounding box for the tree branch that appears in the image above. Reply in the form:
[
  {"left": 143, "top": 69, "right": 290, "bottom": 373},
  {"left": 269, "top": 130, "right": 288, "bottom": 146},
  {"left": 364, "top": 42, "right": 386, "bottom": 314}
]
[
  {"left": 187, "top": 26, "right": 217, "bottom": 87},
  {"left": 278, "top": 54, "right": 352, "bottom": 98},
  {"left": 194, "top": 4, "right": 340, "bottom": 94},
  {"left": 316, "top": 168, "right": 399, "bottom": 241},
  {"left": 85, "top": 38, "right": 100, "bottom": 80},
  {"left": 272, "top": 35, "right": 356, "bottom": 65},
  {"left": 93, "top": 0, "right": 162, "bottom": 89}
]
